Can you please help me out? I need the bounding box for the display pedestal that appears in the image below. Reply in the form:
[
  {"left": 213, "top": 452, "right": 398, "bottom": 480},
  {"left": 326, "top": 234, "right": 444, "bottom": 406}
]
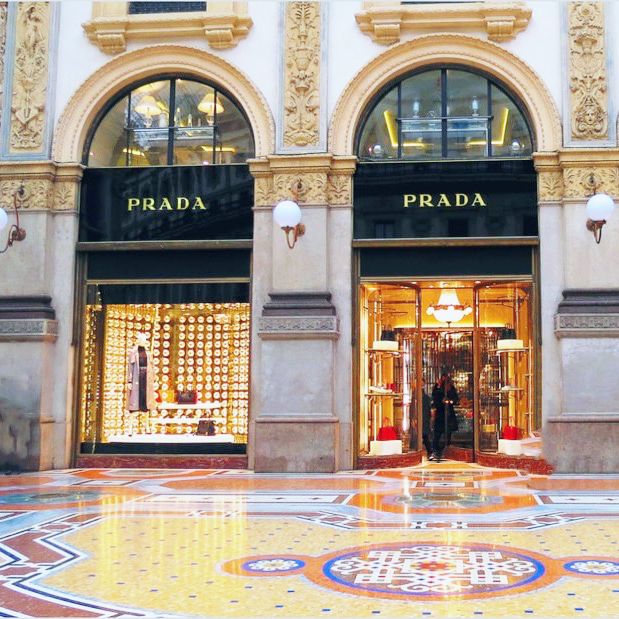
[
  {"left": 369, "top": 439, "right": 402, "bottom": 456},
  {"left": 498, "top": 438, "right": 522, "bottom": 456}
]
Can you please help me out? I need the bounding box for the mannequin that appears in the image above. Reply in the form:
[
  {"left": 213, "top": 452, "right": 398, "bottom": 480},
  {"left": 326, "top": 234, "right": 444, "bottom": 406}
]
[{"left": 126, "top": 332, "right": 156, "bottom": 435}]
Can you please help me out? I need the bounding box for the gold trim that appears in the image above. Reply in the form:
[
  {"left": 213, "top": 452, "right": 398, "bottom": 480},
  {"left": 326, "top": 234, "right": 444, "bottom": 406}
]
[
  {"left": 353, "top": 237, "right": 539, "bottom": 248},
  {"left": 83, "top": 1, "right": 252, "bottom": 54},
  {"left": 356, "top": 1, "right": 532, "bottom": 45},
  {"left": 329, "top": 34, "right": 562, "bottom": 156},
  {"left": 53, "top": 45, "right": 275, "bottom": 162},
  {"left": 77, "top": 240, "right": 253, "bottom": 252}
]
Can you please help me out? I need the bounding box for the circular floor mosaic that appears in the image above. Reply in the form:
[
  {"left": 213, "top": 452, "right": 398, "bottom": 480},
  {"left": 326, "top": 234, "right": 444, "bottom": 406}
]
[{"left": 223, "top": 542, "right": 619, "bottom": 601}]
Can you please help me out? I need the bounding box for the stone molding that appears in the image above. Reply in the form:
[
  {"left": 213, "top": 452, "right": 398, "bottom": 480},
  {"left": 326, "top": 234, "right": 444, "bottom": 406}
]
[
  {"left": 258, "top": 316, "right": 339, "bottom": 340},
  {"left": 9, "top": 2, "right": 52, "bottom": 154},
  {"left": 329, "top": 34, "right": 561, "bottom": 156},
  {"left": 282, "top": 2, "right": 321, "bottom": 148},
  {"left": 82, "top": 1, "right": 252, "bottom": 54},
  {"left": 355, "top": 1, "right": 531, "bottom": 45},
  {"left": 0, "top": 3, "right": 7, "bottom": 120},
  {"left": 567, "top": 2, "right": 608, "bottom": 141},
  {"left": 248, "top": 154, "right": 356, "bottom": 207},
  {"left": 0, "top": 318, "right": 58, "bottom": 341},
  {"left": 0, "top": 161, "right": 83, "bottom": 212},
  {"left": 0, "top": 295, "right": 55, "bottom": 319},
  {"left": 557, "top": 288, "right": 619, "bottom": 314},
  {"left": 53, "top": 45, "right": 274, "bottom": 162},
  {"left": 555, "top": 314, "right": 619, "bottom": 338}
]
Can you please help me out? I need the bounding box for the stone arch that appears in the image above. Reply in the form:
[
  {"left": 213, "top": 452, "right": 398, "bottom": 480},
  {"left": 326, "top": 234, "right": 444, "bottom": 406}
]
[
  {"left": 329, "top": 34, "right": 562, "bottom": 156},
  {"left": 53, "top": 44, "right": 275, "bottom": 162}
]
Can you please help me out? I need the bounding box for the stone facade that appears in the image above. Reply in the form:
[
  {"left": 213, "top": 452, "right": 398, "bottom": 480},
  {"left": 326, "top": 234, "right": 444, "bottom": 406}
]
[{"left": 0, "top": 1, "right": 618, "bottom": 473}]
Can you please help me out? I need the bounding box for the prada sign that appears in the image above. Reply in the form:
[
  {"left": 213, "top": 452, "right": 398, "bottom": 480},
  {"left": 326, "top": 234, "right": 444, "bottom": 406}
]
[
  {"left": 79, "top": 164, "right": 254, "bottom": 242},
  {"left": 354, "top": 160, "right": 537, "bottom": 239}
]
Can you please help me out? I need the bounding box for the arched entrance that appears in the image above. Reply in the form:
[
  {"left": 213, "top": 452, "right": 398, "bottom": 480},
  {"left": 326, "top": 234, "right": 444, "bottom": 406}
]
[{"left": 329, "top": 37, "right": 560, "bottom": 469}]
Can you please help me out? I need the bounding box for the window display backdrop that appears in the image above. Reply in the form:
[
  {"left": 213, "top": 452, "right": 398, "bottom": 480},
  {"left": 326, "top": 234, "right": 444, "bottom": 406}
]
[{"left": 80, "top": 296, "right": 250, "bottom": 452}]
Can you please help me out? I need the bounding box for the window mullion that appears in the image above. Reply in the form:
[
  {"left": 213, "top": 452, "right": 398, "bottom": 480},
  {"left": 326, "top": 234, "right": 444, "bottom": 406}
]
[
  {"left": 168, "top": 79, "right": 175, "bottom": 166},
  {"left": 487, "top": 80, "right": 493, "bottom": 158},
  {"left": 441, "top": 69, "right": 447, "bottom": 159}
]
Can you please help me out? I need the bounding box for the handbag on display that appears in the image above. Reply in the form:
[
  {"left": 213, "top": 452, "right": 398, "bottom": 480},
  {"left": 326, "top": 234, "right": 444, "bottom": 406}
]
[
  {"left": 176, "top": 390, "right": 197, "bottom": 404},
  {"left": 502, "top": 425, "right": 519, "bottom": 440},
  {"left": 197, "top": 419, "right": 216, "bottom": 436}
]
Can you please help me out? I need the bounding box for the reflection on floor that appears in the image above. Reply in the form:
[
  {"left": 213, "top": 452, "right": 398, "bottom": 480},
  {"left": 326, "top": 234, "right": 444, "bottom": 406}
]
[{"left": 0, "top": 462, "right": 619, "bottom": 618}]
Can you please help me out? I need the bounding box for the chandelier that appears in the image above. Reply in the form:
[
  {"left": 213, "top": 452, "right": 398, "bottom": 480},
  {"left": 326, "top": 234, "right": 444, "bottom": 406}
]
[{"left": 426, "top": 289, "right": 472, "bottom": 326}]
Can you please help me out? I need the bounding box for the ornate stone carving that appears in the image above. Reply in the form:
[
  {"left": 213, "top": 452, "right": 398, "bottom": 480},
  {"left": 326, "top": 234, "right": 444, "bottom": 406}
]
[
  {"left": 355, "top": 2, "right": 532, "bottom": 46},
  {"left": 538, "top": 171, "right": 564, "bottom": 202},
  {"left": 83, "top": 4, "right": 253, "bottom": 54},
  {"left": 53, "top": 182, "right": 78, "bottom": 212},
  {"left": 0, "top": 318, "right": 58, "bottom": 341},
  {"left": 258, "top": 316, "right": 339, "bottom": 340},
  {"left": 568, "top": 2, "right": 608, "bottom": 140},
  {"left": 563, "top": 167, "right": 619, "bottom": 198},
  {"left": 273, "top": 173, "right": 327, "bottom": 205},
  {"left": 254, "top": 176, "right": 273, "bottom": 207},
  {"left": 9, "top": 2, "right": 52, "bottom": 152},
  {"left": 0, "top": 179, "right": 52, "bottom": 211},
  {"left": 555, "top": 314, "right": 619, "bottom": 338},
  {"left": 283, "top": 2, "right": 321, "bottom": 148},
  {"left": 327, "top": 174, "right": 352, "bottom": 206},
  {"left": 0, "top": 2, "right": 8, "bottom": 118}
]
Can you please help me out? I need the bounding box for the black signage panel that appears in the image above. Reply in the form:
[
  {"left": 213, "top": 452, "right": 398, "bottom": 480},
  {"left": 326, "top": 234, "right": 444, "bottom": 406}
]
[
  {"left": 79, "top": 164, "right": 254, "bottom": 242},
  {"left": 354, "top": 160, "right": 537, "bottom": 239}
]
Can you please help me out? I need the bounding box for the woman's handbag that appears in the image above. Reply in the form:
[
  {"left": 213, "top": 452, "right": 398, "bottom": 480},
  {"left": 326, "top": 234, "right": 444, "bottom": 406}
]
[
  {"left": 448, "top": 409, "right": 459, "bottom": 432},
  {"left": 176, "top": 390, "right": 197, "bottom": 404}
]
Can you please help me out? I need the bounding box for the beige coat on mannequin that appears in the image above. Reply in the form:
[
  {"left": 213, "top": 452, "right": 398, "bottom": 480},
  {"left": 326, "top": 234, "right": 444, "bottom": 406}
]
[{"left": 126, "top": 345, "right": 156, "bottom": 411}]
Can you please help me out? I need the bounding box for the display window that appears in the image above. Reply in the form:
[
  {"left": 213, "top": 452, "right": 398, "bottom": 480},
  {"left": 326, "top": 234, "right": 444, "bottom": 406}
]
[
  {"left": 79, "top": 284, "right": 250, "bottom": 455},
  {"left": 358, "top": 279, "right": 537, "bottom": 460}
]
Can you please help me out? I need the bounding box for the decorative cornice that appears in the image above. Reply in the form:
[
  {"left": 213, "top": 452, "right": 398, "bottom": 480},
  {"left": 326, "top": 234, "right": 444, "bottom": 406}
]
[
  {"left": 82, "top": 2, "right": 252, "bottom": 54},
  {"left": 555, "top": 313, "right": 619, "bottom": 338},
  {"left": 567, "top": 2, "right": 608, "bottom": 141},
  {"left": 53, "top": 45, "right": 275, "bottom": 162},
  {"left": 9, "top": 2, "right": 52, "bottom": 153},
  {"left": 282, "top": 2, "right": 321, "bottom": 148},
  {"left": 0, "top": 318, "right": 58, "bottom": 341},
  {"left": 355, "top": 1, "right": 531, "bottom": 46},
  {"left": 329, "top": 34, "right": 561, "bottom": 156},
  {"left": 258, "top": 316, "right": 339, "bottom": 340},
  {"left": 248, "top": 154, "right": 357, "bottom": 207}
]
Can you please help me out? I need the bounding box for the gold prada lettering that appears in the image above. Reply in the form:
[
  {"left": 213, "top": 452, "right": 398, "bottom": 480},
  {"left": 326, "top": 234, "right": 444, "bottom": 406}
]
[
  {"left": 436, "top": 193, "right": 450, "bottom": 207},
  {"left": 419, "top": 194, "right": 433, "bottom": 207},
  {"left": 401, "top": 192, "right": 487, "bottom": 208},
  {"left": 403, "top": 194, "right": 416, "bottom": 208},
  {"left": 471, "top": 193, "right": 487, "bottom": 206},
  {"left": 126, "top": 196, "right": 211, "bottom": 212}
]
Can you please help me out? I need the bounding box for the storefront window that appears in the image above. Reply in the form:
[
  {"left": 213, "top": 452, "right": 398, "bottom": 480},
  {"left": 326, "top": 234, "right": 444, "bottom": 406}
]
[
  {"left": 87, "top": 77, "right": 254, "bottom": 167},
  {"left": 80, "top": 284, "right": 250, "bottom": 454},
  {"left": 357, "top": 68, "right": 532, "bottom": 161},
  {"left": 358, "top": 280, "right": 537, "bottom": 459}
]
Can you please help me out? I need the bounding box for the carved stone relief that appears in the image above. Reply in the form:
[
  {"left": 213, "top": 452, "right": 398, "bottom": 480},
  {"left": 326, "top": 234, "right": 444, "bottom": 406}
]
[
  {"left": 563, "top": 167, "right": 619, "bottom": 198},
  {"left": 283, "top": 2, "right": 321, "bottom": 148},
  {"left": 0, "top": 3, "right": 8, "bottom": 123},
  {"left": 327, "top": 174, "right": 352, "bottom": 206},
  {"left": 273, "top": 172, "right": 327, "bottom": 205},
  {"left": 9, "top": 2, "right": 51, "bottom": 153},
  {"left": 0, "top": 179, "right": 52, "bottom": 211},
  {"left": 537, "top": 171, "right": 564, "bottom": 202},
  {"left": 568, "top": 2, "right": 608, "bottom": 140}
]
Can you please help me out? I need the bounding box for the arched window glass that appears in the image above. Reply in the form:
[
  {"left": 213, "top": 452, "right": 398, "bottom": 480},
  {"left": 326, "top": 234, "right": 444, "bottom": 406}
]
[
  {"left": 87, "top": 77, "right": 255, "bottom": 167},
  {"left": 357, "top": 68, "right": 532, "bottom": 161}
]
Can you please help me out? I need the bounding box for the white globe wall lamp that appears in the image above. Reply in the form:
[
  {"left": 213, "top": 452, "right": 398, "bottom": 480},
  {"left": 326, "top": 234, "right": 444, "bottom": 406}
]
[
  {"left": 273, "top": 182, "right": 306, "bottom": 249},
  {"left": 0, "top": 185, "right": 26, "bottom": 254},
  {"left": 585, "top": 174, "right": 615, "bottom": 244}
]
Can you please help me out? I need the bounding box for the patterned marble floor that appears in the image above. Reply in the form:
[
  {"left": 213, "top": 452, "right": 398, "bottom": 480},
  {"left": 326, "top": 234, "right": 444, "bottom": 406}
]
[{"left": 1, "top": 463, "right": 619, "bottom": 618}]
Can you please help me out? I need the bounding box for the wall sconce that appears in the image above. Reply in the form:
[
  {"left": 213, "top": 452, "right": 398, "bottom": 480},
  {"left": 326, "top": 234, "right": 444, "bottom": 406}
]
[
  {"left": 0, "top": 185, "right": 26, "bottom": 254},
  {"left": 273, "top": 198, "right": 305, "bottom": 249},
  {"left": 585, "top": 174, "right": 615, "bottom": 244}
]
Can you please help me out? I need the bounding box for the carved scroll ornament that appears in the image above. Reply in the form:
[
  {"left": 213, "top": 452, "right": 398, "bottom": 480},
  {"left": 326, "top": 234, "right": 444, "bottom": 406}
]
[
  {"left": 283, "top": 2, "right": 321, "bottom": 148},
  {"left": 9, "top": 2, "right": 51, "bottom": 152},
  {"left": 568, "top": 2, "right": 608, "bottom": 140}
]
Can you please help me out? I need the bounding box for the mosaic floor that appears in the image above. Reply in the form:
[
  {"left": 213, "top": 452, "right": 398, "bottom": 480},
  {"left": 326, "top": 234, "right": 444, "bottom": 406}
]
[{"left": 1, "top": 463, "right": 619, "bottom": 618}]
